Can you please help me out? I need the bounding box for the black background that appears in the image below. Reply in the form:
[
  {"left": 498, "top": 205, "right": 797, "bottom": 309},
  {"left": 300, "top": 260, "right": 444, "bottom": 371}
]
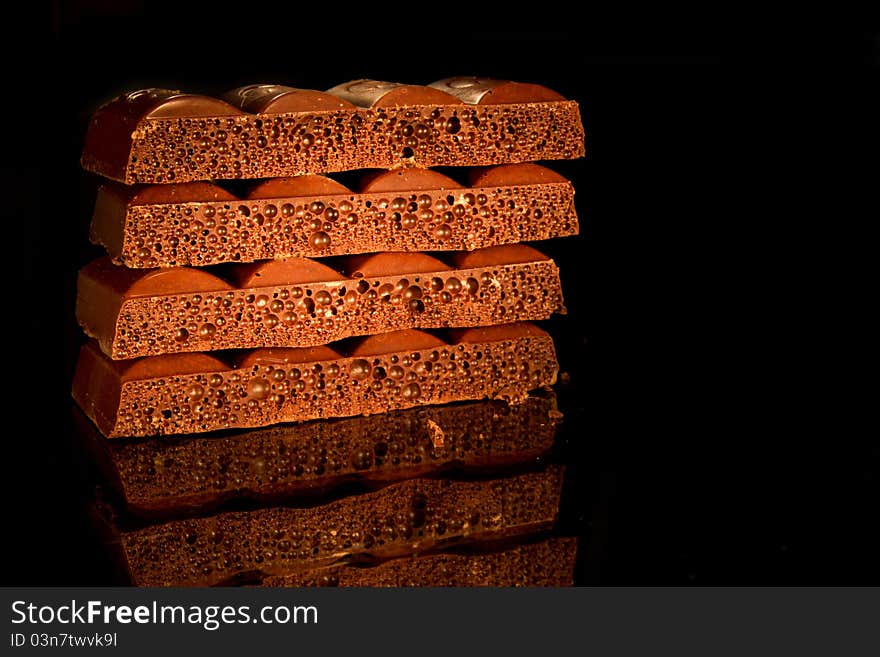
[{"left": 4, "top": 6, "right": 877, "bottom": 584}]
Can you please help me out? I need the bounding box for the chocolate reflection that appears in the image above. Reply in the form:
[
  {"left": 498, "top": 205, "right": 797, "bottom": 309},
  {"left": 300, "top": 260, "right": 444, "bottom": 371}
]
[
  {"left": 75, "top": 393, "right": 562, "bottom": 520},
  {"left": 99, "top": 465, "right": 564, "bottom": 586},
  {"left": 263, "top": 537, "right": 577, "bottom": 587}
]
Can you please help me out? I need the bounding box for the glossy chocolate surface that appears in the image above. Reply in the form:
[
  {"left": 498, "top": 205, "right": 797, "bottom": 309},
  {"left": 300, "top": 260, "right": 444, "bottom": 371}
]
[{"left": 81, "top": 80, "right": 584, "bottom": 183}]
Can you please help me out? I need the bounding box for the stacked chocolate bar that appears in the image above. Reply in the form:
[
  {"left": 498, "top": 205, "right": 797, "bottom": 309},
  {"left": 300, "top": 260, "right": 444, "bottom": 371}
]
[{"left": 72, "top": 78, "right": 584, "bottom": 586}]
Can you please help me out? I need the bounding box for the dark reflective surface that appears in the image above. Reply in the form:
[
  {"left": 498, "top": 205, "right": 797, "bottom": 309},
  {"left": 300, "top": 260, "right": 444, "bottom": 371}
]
[
  {"left": 74, "top": 394, "right": 570, "bottom": 586},
  {"left": 95, "top": 465, "right": 567, "bottom": 586},
  {"left": 261, "top": 537, "right": 578, "bottom": 587},
  {"left": 74, "top": 394, "right": 561, "bottom": 522}
]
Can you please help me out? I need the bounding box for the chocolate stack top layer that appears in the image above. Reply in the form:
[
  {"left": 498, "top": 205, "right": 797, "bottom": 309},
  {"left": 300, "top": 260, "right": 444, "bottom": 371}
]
[
  {"left": 82, "top": 78, "right": 584, "bottom": 184},
  {"left": 91, "top": 164, "right": 578, "bottom": 267},
  {"left": 75, "top": 392, "right": 561, "bottom": 520}
]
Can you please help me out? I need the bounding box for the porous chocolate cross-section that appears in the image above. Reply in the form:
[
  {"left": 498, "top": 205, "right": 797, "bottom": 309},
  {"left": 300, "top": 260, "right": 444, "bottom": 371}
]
[
  {"left": 77, "top": 245, "right": 565, "bottom": 359},
  {"left": 91, "top": 165, "right": 578, "bottom": 268},
  {"left": 71, "top": 323, "right": 558, "bottom": 438},
  {"left": 81, "top": 80, "right": 585, "bottom": 184}
]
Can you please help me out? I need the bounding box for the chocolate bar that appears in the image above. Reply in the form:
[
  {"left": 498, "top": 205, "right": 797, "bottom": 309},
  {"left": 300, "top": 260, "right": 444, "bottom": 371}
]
[
  {"left": 102, "top": 466, "right": 563, "bottom": 586},
  {"left": 71, "top": 323, "right": 558, "bottom": 438},
  {"left": 91, "top": 164, "right": 578, "bottom": 268},
  {"left": 77, "top": 245, "right": 565, "bottom": 359},
  {"left": 81, "top": 79, "right": 585, "bottom": 184},
  {"left": 428, "top": 77, "right": 569, "bottom": 104},
  {"left": 74, "top": 393, "right": 561, "bottom": 519},
  {"left": 262, "top": 537, "right": 577, "bottom": 587}
]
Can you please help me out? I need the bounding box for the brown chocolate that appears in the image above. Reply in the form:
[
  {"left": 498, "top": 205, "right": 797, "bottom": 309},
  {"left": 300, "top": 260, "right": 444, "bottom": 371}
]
[
  {"left": 349, "top": 328, "right": 447, "bottom": 357},
  {"left": 469, "top": 162, "right": 569, "bottom": 186},
  {"left": 326, "top": 80, "right": 463, "bottom": 108},
  {"left": 81, "top": 81, "right": 585, "bottom": 184},
  {"left": 74, "top": 393, "right": 560, "bottom": 519},
  {"left": 429, "top": 77, "right": 567, "bottom": 104},
  {"left": 222, "top": 85, "right": 356, "bottom": 113},
  {"left": 246, "top": 174, "right": 350, "bottom": 199},
  {"left": 262, "top": 537, "right": 577, "bottom": 587},
  {"left": 358, "top": 168, "right": 461, "bottom": 193},
  {"left": 107, "top": 466, "right": 563, "bottom": 586},
  {"left": 449, "top": 243, "right": 549, "bottom": 268},
  {"left": 132, "top": 182, "right": 239, "bottom": 204},
  {"left": 77, "top": 247, "right": 565, "bottom": 359},
  {"left": 90, "top": 165, "right": 578, "bottom": 268},
  {"left": 343, "top": 252, "right": 451, "bottom": 278},
  {"left": 71, "top": 322, "right": 559, "bottom": 437},
  {"left": 80, "top": 90, "right": 237, "bottom": 185},
  {"left": 231, "top": 258, "right": 346, "bottom": 288},
  {"left": 236, "top": 345, "right": 341, "bottom": 368},
  {"left": 449, "top": 322, "right": 552, "bottom": 344}
]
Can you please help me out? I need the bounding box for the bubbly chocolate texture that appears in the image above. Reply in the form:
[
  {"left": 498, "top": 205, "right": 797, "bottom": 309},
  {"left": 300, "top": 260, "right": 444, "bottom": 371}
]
[
  {"left": 77, "top": 245, "right": 565, "bottom": 359},
  {"left": 104, "top": 466, "right": 563, "bottom": 586},
  {"left": 71, "top": 323, "right": 559, "bottom": 438},
  {"left": 81, "top": 80, "right": 585, "bottom": 184},
  {"left": 91, "top": 164, "right": 578, "bottom": 268},
  {"left": 262, "top": 537, "right": 577, "bottom": 587},
  {"left": 74, "top": 393, "right": 561, "bottom": 519}
]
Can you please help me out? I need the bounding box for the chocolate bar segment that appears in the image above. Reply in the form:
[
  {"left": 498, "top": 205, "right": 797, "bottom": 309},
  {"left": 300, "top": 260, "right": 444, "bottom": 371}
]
[
  {"left": 90, "top": 165, "right": 578, "bottom": 268},
  {"left": 111, "top": 466, "right": 563, "bottom": 586},
  {"left": 325, "top": 80, "right": 463, "bottom": 108},
  {"left": 469, "top": 162, "right": 569, "bottom": 186},
  {"left": 231, "top": 257, "right": 346, "bottom": 287},
  {"left": 80, "top": 90, "right": 240, "bottom": 184},
  {"left": 247, "top": 174, "right": 350, "bottom": 198},
  {"left": 222, "top": 85, "right": 355, "bottom": 113},
  {"left": 77, "top": 246, "right": 565, "bottom": 359},
  {"left": 263, "top": 537, "right": 577, "bottom": 587},
  {"left": 81, "top": 80, "right": 585, "bottom": 184},
  {"left": 75, "top": 393, "right": 560, "bottom": 519},
  {"left": 430, "top": 77, "right": 567, "bottom": 104},
  {"left": 71, "top": 323, "right": 559, "bottom": 437}
]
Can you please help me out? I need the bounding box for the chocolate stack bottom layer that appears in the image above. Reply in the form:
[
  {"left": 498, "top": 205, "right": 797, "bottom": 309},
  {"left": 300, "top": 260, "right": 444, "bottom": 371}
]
[{"left": 73, "top": 322, "right": 559, "bottom": 437}]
